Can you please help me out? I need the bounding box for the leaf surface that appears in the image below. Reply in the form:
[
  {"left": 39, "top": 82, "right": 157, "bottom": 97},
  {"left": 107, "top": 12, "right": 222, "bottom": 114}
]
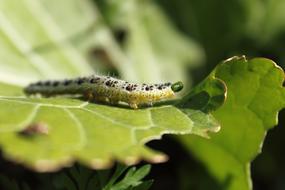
[
  {"left": 0, "top": 80, "right": 224, "bottom": 171},
  {"left": 179, "top": 56, "right": 285, "bottom": 190},
  {"left": 0, "top": 0, "right": 225, "bottom": 172}
]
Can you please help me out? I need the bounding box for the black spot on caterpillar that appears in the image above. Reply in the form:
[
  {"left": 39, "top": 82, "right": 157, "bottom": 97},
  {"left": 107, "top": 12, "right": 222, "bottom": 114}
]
[{"left": 24, "top": 75, "right": 184, "bottom": 109}]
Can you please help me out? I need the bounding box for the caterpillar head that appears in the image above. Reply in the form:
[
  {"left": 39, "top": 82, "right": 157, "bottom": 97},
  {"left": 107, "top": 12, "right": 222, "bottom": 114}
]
[{"left": 171, "top": 81, "right": 184, "bottom": 93}]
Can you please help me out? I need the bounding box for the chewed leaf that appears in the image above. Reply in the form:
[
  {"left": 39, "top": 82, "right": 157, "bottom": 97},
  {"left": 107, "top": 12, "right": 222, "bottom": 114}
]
[
  {"left": 0, "top": 74, "right": 225, "bottom": 172},
  {"left": 0, "top": 0, "right": 226, "bottom": 172},
  {"left": 0, "top": 51, "right": 223, "bottom": 169},
  {"left": 179, "top": 56, "right": 285, "bottom": 190}
]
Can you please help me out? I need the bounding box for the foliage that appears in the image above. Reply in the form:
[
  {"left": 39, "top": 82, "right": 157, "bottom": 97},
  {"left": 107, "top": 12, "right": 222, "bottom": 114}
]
[
  {"left": 0, "top": 81, "right": 223, "bottom": 171},
  {"left": 179, "top": 56, "right": 285, "bottom": 190},
  {"left": 0, "top": 164, "right": 152, "bottom": 190},
  {"left": 157, "top": 0, "right": 285, "bottom": 68},
  {"left": 1, "top": 0, "right": 285, "bottom": 190},
  {"left": 94, "top": 0, "right": 204, "bottom": 85},
  {"left": 0, "top": 0, "right": 223, "bottom": 172}
]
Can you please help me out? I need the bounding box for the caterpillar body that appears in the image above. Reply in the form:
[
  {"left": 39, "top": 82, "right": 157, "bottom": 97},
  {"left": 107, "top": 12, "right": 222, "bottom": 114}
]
[{"left": 24, "top": 75, "right": 184, "bottom": 109}]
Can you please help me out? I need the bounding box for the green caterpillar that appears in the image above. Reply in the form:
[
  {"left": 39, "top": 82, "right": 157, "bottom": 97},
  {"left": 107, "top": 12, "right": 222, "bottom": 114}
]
[{"left": 24, "top": 75, "right": 184, "bottom": 109}]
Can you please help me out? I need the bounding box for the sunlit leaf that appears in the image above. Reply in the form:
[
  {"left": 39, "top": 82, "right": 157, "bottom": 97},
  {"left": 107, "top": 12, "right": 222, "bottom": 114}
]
[
  {"left": 179, "top": 56, "right": 285, "bottom": 190},
  {"left": 0, "top": 0, "right": 225, "bottom": 172}
]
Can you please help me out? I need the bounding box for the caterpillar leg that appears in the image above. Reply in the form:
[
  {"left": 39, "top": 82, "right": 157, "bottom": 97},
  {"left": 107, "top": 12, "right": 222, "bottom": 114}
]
[
  {"left": 83, "top": 91, "right": 93, "bottom": 101},
  {"left": 93, "top": 96, "right": 110, "bottom": 103},
  {"left": 146, "top": 102, "right": 153, "bottom": 107},
  {"left": 129, "top": 102, "right": 138, "bottom": 109},
  {"left": 109, "top": 99, "right": 119, "bottom": 105}
]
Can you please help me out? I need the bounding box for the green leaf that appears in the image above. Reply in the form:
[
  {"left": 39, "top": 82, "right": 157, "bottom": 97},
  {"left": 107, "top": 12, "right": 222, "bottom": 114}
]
[
  {"left": 179, "top": 56, "right": 285, "bottom": 190},
  {"left": 108, "top": 165, "right": 151, "bottom": 190},
  {"left": 131, "top": 180, "right": 154, "bottom": 190},
  {"left": 181, "top": 110, "right": 220, "bottom": 138},
  {"left": 178, "top": 75, "right": 227, "bottom": 113},
  {"left": 0, "top": 81, "right": 223, "bottom": 171},
  {"left": 0, "top": 0, "right": 225, "bottom": 172},
  {"left": 50, "top": 164, "right": 151, "bottom": 190},
  {"left": 102, "top": 164, "right": 129, "bottom": 190}
]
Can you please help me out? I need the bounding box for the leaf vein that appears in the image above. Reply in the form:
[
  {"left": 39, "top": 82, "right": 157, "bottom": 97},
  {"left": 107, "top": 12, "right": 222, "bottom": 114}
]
[{"left": 63, "top": 108, "right": 87, "bottom": 149}]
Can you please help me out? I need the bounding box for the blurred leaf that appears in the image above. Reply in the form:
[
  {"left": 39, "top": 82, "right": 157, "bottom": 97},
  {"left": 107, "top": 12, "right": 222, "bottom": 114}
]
[
  {"left": 157, "top": 0, "right": 248, "bottom": 68},
  {"left": 95, "top": 0, "right": 204, "bottom": 85},
  {"left": 52, "top": 164, "right": 105, "bottom": 190},
  {"left": 157, "top": 0, "right": 285, "bottom": 68},
  {"left": 0, "top": 174, "right": 31, "bottom": 190},
  {"left": 245, "top": 0, "right": 285, "bottom": 44},
  {"left": 0, "top": 0, "right": 96, "bottom": 86},
  {"left": 179, "top": 56, "right": 285, "bottom": 190},
  {"left": 40, "top": 164, "right": 151, "bottom": 190}
]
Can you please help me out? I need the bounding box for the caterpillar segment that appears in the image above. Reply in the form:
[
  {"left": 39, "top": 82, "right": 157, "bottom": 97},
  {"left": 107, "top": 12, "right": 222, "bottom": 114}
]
[{"left": 24, "top": 75, "right": 184, "bottom": 109}]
